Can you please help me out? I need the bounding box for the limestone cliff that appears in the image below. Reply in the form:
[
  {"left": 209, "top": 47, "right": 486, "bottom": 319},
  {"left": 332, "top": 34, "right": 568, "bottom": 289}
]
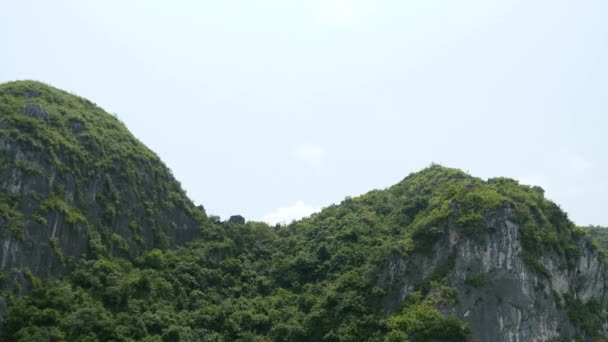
[
  {"left": 0, "top": 82, "right": 606, "bottom": 340},
  {"left": 0, "top": 81, "right": 206, "bottom": 301},
  {"left": 379, "top": 202, "right": 607, "bottom": 341}
]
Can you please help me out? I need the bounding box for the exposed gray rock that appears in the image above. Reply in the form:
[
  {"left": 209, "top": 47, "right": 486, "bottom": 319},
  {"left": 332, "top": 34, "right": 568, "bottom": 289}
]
[
  {"left": 68, "top": 119, "right": 85, "bottom": 134},
  {"left": 19, "top": 103, "right": 50, "bottom": 122},
  {"left": 228, "top": 215, "right": 245, "bottom": 224},
  {"left": 378, "top": 204, "right": 608, "bottom": 341}
]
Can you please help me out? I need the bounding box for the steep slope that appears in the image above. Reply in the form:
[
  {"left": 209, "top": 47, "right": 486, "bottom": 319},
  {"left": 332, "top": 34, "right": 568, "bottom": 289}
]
[
  {"left": 0, "top": 81, "right": 206, "bottom": 295},
  {"left": 373, "top": 168, "right": 608, "bottom": 340},
  {"left": 281, "top": 165, "right": 608, "bottom": 340},
  {"left": 583, "top": 226, "right": 608, "bottom": 254},
  {"left": 2, "top": 161, "right": 606, "bottom": 340}
]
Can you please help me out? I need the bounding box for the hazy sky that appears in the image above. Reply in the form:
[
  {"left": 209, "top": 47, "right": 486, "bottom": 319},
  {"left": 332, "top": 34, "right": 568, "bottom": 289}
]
[{"left": 1, "top": 0, "right": 607, "bottom": 226}]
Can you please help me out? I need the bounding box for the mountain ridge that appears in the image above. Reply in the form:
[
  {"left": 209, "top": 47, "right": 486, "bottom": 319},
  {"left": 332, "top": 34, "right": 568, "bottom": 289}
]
[{"left": 0, "top": 81, "right": 606, "bottom": 341}]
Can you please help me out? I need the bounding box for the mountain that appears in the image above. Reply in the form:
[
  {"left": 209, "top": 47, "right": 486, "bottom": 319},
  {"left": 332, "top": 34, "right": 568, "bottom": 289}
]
[
  {"left": 273, "top": 166, "right": 608, "bottom": 340},
  {"left": 0, "top": 81, "right": 607, "bottom": 341},
  {"left": 0, "top": 81, "right": 207, "bottom": 321}
]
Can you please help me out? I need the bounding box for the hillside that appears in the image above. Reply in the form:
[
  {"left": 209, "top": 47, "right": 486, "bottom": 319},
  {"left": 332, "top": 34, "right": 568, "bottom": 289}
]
[
  {"left": 0, "top": 81, "right": 207, "bottom": 321},
  {"left": 0, "top": 82, "right": 607, "bottom": 341}
]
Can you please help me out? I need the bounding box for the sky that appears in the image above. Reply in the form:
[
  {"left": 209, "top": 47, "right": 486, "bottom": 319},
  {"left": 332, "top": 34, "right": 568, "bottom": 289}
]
[{"left": 1, "top": 0, "right": 607, "bottom": 226}]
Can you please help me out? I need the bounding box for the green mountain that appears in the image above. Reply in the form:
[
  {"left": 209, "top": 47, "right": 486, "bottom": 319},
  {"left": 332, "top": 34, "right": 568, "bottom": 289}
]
[
  {"left": 1, "top": 81, "right": 607, "bottom": 341},
  {"left": 0, "top": 81, "right": 206, "bottom": 290}
]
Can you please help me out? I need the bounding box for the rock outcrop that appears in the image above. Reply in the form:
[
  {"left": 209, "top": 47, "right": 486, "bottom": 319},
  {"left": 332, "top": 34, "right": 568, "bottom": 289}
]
[
  {"left": 379, "top": 203, "right": 607, "bottom": 341},
  {"left": 19, "top": 103, "right": 51, "bottom": 122},
  {"left": 228, "top": 215, "right": 246, "bottom": 225}
]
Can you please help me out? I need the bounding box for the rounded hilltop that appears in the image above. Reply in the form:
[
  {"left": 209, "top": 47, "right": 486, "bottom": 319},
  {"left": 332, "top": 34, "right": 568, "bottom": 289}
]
[{"left": 0, "top": 80, "right": 207, "bottom": 280}]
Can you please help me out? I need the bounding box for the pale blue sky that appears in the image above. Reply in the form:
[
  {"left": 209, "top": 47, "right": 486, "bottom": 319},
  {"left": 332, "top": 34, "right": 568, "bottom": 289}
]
[{"left": 1, "top": 0, "right": 607, "bottom": 225}]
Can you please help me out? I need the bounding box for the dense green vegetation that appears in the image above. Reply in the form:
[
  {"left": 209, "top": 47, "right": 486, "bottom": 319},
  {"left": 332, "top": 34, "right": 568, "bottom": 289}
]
[
  {"left": 0, "top": 80, "right": 205, "bottom": 254},
  {"left": 2, "top": 161, "right": 603, "bottom": 340},
  {"left": 1, "top": 81, "right": 606, "bottom": 340},
  {"left": 2, "top": 217, "right": 469, "bottom": 341}
]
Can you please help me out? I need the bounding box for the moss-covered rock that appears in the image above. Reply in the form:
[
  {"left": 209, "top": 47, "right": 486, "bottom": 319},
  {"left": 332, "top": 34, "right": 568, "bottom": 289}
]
[{"left": 0, "top": 80, "right": 206, "bottom": 285}]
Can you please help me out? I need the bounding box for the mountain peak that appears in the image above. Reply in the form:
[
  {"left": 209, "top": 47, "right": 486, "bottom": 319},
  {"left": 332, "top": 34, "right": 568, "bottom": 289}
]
[
  {"left": 0, "top": 80, "right": 206, "bottom": 282},
  {"left": 0, "top": 82, "right": 606, "bottom": 340}
]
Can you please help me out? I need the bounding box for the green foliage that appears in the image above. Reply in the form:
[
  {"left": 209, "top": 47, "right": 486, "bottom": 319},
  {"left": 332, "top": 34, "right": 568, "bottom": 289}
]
[
  {"left": 6, "top": 163, "right": 605, "bottom": 340},
  {"left": 13, "top": 160, "right": 46, "bottom": 178},
  {"left": 564, "top": 295, "right": 607, "bottom": 338},
  {"left": 385, "top": 287, "right": 469, "bottom": 341},
  {"left": 49, "top": 238, "right": 66, "bottom": 266},
  {"left": 2, "top": 211, "right": 471, "bottom": 341},
  {"left": 464, "top": 273, "right": 486, "bottom": 288},
  {"left": 1, "top": 97, "right": 606, "bottom": 342},
  {"left": 519, "top": 252, "right": 551, "bottom": 278},
  {"left": 110, "top": 233, "right": 129, "bottom": 254},
  {"left": 0, "top": 80, "right": 207, "bottom": 256},
  {"left": 40, "top": 196, "right": 88, "bottom": 228},
  {"left": 582, "top": 225, "right": 608, "bottom": 255},
  {"left": 0, "top": 192, "right": 24, "bottom": 238},
  {"left": 385, "top": 304, "right": 469, "bottom": 341},
  {"left": 438, "top": 286, "right": 458, "bottom": 305}
]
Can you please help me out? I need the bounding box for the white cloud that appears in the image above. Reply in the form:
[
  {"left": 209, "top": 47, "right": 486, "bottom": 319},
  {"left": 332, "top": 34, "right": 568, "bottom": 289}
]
[
  {"left": 262, "top": 201, "right": 320, "bottom": 225},
  {"left": 294, "top": 144, "right": 326, "bottom": 170}
]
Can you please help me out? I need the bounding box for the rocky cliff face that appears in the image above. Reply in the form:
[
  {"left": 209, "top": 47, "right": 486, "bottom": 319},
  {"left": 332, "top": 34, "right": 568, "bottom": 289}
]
[
  {"left": 0, "top": 81, "right": 206, "bottom": 309},
  {"left": 1, "top": 82, "right": 606, "bottom": 340},
  {"left": 379, "top": 203, "right": 608, "bottom": 341}
]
